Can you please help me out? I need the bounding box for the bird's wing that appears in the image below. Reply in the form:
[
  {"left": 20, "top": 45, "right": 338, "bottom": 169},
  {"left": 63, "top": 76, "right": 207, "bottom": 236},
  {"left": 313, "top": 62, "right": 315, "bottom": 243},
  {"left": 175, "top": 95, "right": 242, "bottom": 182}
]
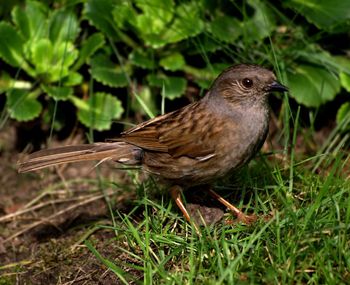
[{"left": 116, "top": 102, "right": 221, "bottom": 158}]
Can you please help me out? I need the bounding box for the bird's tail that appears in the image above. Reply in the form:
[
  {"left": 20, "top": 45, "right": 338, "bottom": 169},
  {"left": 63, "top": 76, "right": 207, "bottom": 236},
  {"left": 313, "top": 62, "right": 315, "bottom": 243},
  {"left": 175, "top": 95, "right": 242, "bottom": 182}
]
[{"left": 18, "top": 142, "right": 142, "bottom": 173}]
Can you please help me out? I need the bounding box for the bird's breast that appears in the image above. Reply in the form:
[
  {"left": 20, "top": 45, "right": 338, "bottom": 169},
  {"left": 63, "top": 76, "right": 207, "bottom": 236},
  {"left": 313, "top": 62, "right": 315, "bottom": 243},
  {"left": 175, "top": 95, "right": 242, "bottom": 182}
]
[{"left": 216, "top": 104, "right": 269, "bottom": 174}]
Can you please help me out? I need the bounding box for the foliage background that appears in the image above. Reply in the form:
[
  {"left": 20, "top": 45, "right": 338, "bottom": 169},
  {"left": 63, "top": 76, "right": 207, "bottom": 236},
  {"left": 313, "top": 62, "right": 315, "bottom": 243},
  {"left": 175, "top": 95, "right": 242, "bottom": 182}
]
[{"left": 1, "top": 0, "right": 349, "bottom": 137}]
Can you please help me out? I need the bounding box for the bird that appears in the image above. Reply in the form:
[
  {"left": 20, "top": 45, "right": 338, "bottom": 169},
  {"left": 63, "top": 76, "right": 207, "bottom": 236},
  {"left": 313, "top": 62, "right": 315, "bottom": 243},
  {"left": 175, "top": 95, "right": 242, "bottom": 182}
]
[{"left": 18, "top": 64, "right": 287, "bottom": 232}]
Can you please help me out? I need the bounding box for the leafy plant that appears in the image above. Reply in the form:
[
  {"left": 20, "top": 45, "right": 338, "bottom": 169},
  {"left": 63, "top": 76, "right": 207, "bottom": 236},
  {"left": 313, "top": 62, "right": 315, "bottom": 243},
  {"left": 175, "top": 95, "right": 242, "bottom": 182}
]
[
  {"left": 0, "top": 0, "right": 350, "bottom": 131},
  {"left": 0, "top": 1, "right": 123, "bottom": 130},
  {"left": 84, "top": 0, "right": 350, "bottom": 118}
]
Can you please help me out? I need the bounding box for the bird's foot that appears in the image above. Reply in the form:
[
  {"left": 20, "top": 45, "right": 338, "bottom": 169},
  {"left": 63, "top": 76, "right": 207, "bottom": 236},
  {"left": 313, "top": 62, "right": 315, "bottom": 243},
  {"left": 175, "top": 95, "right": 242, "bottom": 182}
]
[{"left": 236, "top": 212, "right": 257, "bottom": 225}]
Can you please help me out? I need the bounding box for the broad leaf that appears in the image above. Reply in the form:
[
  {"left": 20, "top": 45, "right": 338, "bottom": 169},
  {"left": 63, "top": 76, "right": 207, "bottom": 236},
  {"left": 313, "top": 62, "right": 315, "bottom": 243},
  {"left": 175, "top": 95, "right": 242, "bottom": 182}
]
[
  {"left": 42, "top": 85, "right": 73, "bottom": 100},
  {"left": 73, "top": 33, "right": 105, "bottom": 70},
  {"left": 285, "top": 0, "right": 350, "bottom": 31},
  {"left": 188, "top": 34, "right": 224, "bottom": 54},
  {"left": 6, "top": 89, "right": 42, "bottom": 121},
  {"left": 73, "top": 92, "right": 124, "bottom": 131},
  {"left": 84, "top": 0, "right": 119, "bottom": 38},
  {"left": 134, "top": 0, "right": 174, "bottom": 34},
  {"left": 129, "top": 50, "right": 156, "bottom": 69},
  {"left": 0, "top": 22, "right": 25, "bottom": 67},
  {"left": 287, "top": 64, "right": 341, "bottom": 107},
  {"left": 160, "top": 2, "right": 204, "bottom": 47},
  {"left": 160, "top": 53, "right": 185, "bottom": 71},
  {"left": 112, "top": 1, "right": 136, "bottom": 28},
  {"left": 30, "top": 38, "right": 53, "bottom": 74},
  {"left": 11, "top": 1, "right": 48, "bottom": 41},
  {"left": 148, "top": 74, "right": 187, "bottom": 100},
  {"left": 89, "top": 54, "right": 129, "bottom": 87},
  {"left": 340, "top": 72, "right": 350, "bottom": 92},
  {"left": 208, "top": 15, "right": 241, "bottom": 43},
  {"left": 49, "top": 9, "right": 80, "bottom": 44},
  {"left": 336, "top": 102, "right": 350, "bottom": 127},
  {"left": 62, "top": 72, "right": 83, "bottom": 86},
  {"left": 241, "top": 0, "right": 276, "bottom": 40},
  {"left": 190, "top": 63, "right": 229, "bottom": 89},
  {"left": 297, "top": 50, "right": 350, "bottom": 74},
  {"left": 30, "top": 39, "right": 78, "bottom": 82}
]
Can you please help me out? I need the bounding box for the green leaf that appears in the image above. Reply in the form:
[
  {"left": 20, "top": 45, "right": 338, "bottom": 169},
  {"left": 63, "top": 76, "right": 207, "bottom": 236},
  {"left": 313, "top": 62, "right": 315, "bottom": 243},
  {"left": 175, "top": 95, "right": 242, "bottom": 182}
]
[
  {"left": 160, "top": 2, "right": 204, "bottom": 47},
  {"left": 89, "top": 54, "right": 129, "bottom": 87},
  {"left": 241, "top": 0, "right": 276, "bottom": 40},
  {"left": 188, "top": 34, "right": 224, "bottom": 54},
  {"left": 112, "top": 1, "right": 136, "bottom": 28},
  {"left": 62, "top": 72, "right": 83, "bottom": 86},
  {"left": 53, "top": 41, "right": 79, "bottom": 70},
  {"left": 287, "top": 64, "right": 341, "bottom": 107},
  {"left": 187, "top": 63, "right": 229, "bottom": 89},
  {"left": 11, "top": 5, "right": 31, "bottom": 40},
  {"left": 42, "top": 85, "right": 73, "bottom": 100},
  {"left": 160, "top": 53, "right": 185, "bottom": 71},
  {"left": 0, "top": 72, "right": 32, "bottom": 92},
  {"left": 296, "top": 50, "right": 350, "bottom": 74},
  {"left": 30, "top": 38, "right": 53, "bottom": 74},
  {"left": 129, "top": 50, "right": 155, "bottom": 69},
  {"left": 73, "top": 92, "right": 124, "bottom": 131},
  {"left": 73, "top": 33, "right": 105, "bottom": 70},
  {"left": 285, "top": 0, "right": 350, "bottom": 31},
  {"left": 133, "top": 0, "right": 174, "bottom": 34},
  {"left": 337, "top": 102, "right": 350, "bottom": 127},
  {"left": 130, "top": 1, "right": 203, "bottom": 48},
  {"left": 49, "top": 8, "right": 80, "bottom": 44},
  {"left": 30, "top": 39, "right": 79, "bottom": 82},
  {"left": 208, "top": 15, "right": 241, "bottom": 43},
  {"left": 336, "top": 102, "right": 350, "bottom": 126},
  {"left": 340, "top": 72, "right": 350, "bottom": 92},
  {"left": 0, "top": 22, "right": 25, "bottom": 67},
  {"left": 84, "top": 0, "right": 119, "bottom": 38},
  {"left": 6, "top": 89, "right": 42, "bottom": 121},
  {"left": 11, "top": 1, "right": 48, "bottom": 41},
  {"left": 148, "top": 74, "right": 187, "bottom": 100}
]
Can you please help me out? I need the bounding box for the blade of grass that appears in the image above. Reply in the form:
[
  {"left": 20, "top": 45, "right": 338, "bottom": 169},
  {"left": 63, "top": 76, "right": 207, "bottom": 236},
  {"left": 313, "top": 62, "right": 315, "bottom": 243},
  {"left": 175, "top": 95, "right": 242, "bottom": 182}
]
[{"left": 85, "top": 240, "right": 130, "bottom": 284}]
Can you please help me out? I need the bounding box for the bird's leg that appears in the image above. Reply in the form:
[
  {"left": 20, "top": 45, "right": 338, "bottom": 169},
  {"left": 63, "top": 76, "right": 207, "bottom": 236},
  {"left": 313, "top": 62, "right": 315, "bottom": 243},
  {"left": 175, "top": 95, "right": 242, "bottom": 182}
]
[
  {"left": 208, "top": 189, "right": 257, "bottom": 224},
  {"left": 170, "top": 185, "right": 200, "bottom": 234}
]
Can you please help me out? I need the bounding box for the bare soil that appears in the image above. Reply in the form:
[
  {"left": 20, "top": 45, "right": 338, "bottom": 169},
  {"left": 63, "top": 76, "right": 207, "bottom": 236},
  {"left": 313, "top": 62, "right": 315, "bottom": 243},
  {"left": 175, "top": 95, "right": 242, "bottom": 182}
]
[{"left": 0, "top": 125, "right": 140, "bottom": 284}]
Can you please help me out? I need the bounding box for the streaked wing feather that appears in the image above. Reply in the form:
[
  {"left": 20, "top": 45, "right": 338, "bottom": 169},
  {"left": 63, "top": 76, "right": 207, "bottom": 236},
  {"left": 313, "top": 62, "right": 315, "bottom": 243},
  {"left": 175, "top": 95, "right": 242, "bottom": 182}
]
[{"left": 116, "top": 102, "right": 217, "bottom": 158}]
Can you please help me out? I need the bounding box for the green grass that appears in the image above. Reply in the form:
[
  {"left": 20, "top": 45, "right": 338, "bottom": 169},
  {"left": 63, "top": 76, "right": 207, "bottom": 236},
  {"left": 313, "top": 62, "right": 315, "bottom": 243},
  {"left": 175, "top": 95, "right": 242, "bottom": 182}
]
[
  {"left": 83, "top": 34, "right": 350, "bottom": 283},
  {"left": 85, "top": 151, "right": 350, "bottom": 284}
]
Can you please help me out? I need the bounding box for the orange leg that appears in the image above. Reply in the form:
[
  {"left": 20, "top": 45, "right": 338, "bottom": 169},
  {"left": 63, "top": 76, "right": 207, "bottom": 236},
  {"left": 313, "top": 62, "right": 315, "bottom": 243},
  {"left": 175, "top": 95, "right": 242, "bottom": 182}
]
[
  {"left": 208, "top": 189, "right": 257, "bottom": 224},
  {"left": 170, "top": 185, "right": 200, "bottom": 234}
]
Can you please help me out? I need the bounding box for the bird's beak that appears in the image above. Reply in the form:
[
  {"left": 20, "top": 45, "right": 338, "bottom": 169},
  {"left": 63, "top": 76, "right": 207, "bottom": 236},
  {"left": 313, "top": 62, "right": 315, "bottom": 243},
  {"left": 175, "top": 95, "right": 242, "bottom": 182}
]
[{"left": 267, "top": 81, "right": 288, "bottom": 93}]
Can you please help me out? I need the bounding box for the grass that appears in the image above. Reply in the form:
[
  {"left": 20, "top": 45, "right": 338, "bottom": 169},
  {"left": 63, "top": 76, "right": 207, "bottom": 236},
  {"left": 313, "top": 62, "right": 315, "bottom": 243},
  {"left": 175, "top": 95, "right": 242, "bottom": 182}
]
[
  {"left": 82, "top": 148, "right": 350, "bottom": 284},
  {"left": 84, "top": 66, "right": 350, "bottom": 282}
]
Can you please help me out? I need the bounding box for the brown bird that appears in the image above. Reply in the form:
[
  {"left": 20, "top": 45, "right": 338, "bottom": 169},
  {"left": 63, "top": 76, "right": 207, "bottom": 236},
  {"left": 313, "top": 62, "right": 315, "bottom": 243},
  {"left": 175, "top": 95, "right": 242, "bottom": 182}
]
[{"left": 18, "top": 64, "right": 287, "bottom": 232}]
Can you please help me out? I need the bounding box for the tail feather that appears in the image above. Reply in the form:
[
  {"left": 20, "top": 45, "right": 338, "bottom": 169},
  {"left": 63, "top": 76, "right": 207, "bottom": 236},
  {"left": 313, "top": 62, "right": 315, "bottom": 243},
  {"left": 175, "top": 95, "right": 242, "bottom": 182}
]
[{"left": 18, "top": 142, "right": 141, "bottom": 173}]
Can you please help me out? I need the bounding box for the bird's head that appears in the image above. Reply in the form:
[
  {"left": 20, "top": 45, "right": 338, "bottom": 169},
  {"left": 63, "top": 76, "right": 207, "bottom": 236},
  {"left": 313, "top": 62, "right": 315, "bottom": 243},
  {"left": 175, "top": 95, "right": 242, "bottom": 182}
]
[{"left": 210, "top": 64, "right": 287, "bottom": 105}]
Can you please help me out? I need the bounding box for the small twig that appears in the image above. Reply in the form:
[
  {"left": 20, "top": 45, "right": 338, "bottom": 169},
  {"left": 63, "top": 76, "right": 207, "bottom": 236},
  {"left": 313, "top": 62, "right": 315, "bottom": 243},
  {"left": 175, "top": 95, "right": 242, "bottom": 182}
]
[
  {"left": 0, "top": 195, "right": 98, "bottom": 222},
  {"left": 0, "top": 259, "right": 33, "bottom": 270},
  {"left": 3, "top": 190, "right": 117, "bottom": 244}
]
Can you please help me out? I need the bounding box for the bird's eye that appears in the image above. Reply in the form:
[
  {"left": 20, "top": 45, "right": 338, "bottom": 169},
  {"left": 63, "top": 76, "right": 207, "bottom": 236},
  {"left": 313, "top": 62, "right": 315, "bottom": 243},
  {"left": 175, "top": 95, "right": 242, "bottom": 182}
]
[{"left": 242, "top": 78, "right": 253, "bottom": 88}]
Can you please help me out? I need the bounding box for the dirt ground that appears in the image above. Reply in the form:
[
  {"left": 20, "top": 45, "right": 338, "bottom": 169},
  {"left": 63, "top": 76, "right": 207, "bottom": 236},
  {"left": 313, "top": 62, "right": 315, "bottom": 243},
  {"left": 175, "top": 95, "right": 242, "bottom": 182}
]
[{"left": 0, "top": 124, "right": 144, "bottom": 284}]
